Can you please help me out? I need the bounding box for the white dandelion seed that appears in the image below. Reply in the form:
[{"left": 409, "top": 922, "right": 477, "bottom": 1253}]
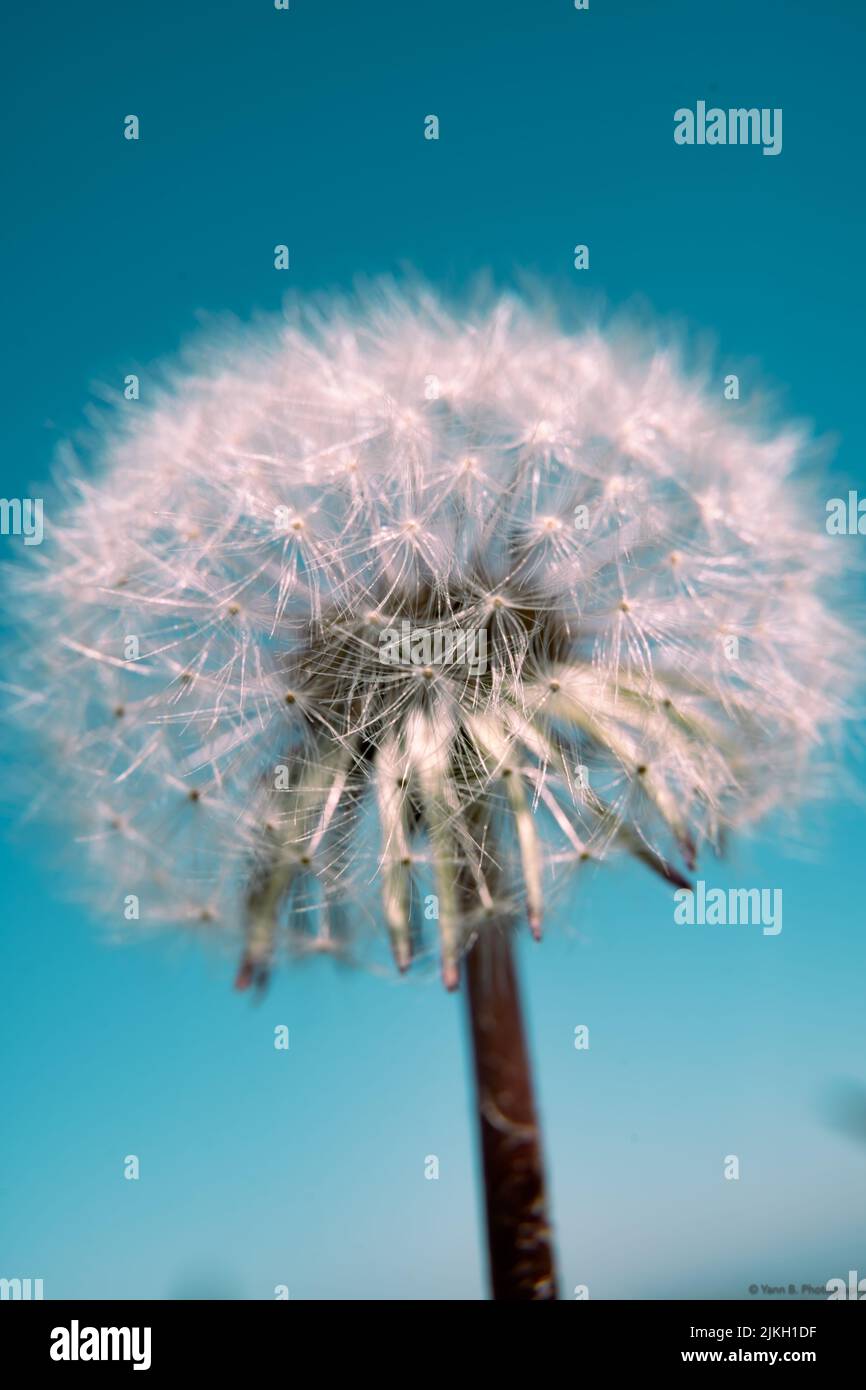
[{"left": 6, "top": 284, "right": 859, "bottom": 1298}]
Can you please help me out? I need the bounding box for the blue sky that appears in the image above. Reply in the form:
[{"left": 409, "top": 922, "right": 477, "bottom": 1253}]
[{"left": 2, "top": 0, "right": 865, "bottom": 1299}]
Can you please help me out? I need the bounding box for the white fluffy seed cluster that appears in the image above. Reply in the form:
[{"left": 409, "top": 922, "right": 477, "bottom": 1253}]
[{"left": 9, "top": 287, "right": 856, "bottom": 987}]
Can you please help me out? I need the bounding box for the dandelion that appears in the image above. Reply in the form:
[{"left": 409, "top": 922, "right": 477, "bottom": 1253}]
[{"left": 8, "top": 284, "right": 857, "bottom": 1299}]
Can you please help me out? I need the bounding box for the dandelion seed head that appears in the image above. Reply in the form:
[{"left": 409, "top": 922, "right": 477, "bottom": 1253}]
[{"left": 7, "top": 285, "right": 859, "bottom": 987}]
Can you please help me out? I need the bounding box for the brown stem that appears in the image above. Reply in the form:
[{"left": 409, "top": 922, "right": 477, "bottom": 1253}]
[{"left": 464, "top": 923, "right": 558, "bottom": 1300}]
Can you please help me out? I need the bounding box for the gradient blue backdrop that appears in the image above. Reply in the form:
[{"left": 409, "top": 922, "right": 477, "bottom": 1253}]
[{"left": 2, "top": 0, "right": 865, "bottom": 1299}]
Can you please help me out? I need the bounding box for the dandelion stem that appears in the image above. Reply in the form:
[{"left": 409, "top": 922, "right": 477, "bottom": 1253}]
[{"left": 464, "top": 923, "right": 558, "bottom": 1300}]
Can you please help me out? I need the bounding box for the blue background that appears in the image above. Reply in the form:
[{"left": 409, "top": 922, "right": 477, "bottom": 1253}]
[{"left": 2, "top": 0, "right": 865, "bottom": 1299}]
